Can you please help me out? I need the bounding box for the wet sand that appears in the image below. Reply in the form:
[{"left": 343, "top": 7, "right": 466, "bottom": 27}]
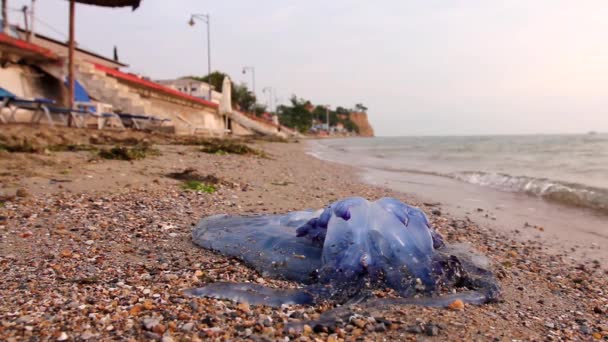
[{"left": 0, "top": 125, "right": 607, "bottom": 341}]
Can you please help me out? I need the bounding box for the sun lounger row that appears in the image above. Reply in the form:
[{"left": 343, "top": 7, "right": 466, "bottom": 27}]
[{"left": 0, "top": 86, "right": 170, "bottom": 130}]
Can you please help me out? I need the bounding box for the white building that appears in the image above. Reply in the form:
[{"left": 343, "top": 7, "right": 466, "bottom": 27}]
[{"left": 155, "top": 77, "right": 222, "bottom": 104}]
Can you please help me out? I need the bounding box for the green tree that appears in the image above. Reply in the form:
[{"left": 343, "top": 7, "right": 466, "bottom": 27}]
[
  {"left": 277, "top": 96, "right": 313, "bottom": 133},
  {"left": 253, "top": 104, "right": 267, "bottom": 117},
  {"left": 232, "top": 83, "right": 257, "bottom": 112},
  {"left": 188, "top": 71, "right": 228, "bottom": 92}
]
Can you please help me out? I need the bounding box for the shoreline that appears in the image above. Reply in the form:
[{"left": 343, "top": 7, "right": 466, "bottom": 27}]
[
  {"left": 307, "top": 139, "right": 608, "bottom": 267},
  {"left": 0, "top": 125, "right": 606, "bottom": 341}
]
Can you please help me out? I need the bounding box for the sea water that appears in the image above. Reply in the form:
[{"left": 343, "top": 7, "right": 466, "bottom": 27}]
[{"left": 309, "top": 134, "right": 608, "bottom": 263}]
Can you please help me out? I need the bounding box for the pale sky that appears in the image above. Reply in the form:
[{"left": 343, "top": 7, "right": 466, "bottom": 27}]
[{"left": 9, "top": 0, "right": 608, "bottom": 136}]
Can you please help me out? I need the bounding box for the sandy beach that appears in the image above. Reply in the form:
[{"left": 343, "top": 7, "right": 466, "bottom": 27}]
[{"left": 1, "top": 125, "right": 607, "bottom": 341}]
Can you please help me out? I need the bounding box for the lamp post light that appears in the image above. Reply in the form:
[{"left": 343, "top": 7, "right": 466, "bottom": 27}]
[
  {"left": 189, "top": 13, "right": 212, "bottom": 101},
  {"left": 242, "top": 66, "right": 255, "bottom": 98}
]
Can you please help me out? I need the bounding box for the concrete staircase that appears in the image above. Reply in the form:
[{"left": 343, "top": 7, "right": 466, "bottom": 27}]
[
  {"left": 75, "top": 62, "right": 149, "bottom": 115},
  {"left": 229, "top": 110, "right": 289, "bottom": 138}
]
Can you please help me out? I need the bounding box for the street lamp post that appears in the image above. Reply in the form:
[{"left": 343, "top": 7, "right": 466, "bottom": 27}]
[
  {"left": 189, "top": 13, "right": 212, "bottom": 101},
  {"left": 242, "top": 66, "right": 255, "bottom": 98},
  {"left": 326, "top": 105, "right": 330, "bottom": 134}
]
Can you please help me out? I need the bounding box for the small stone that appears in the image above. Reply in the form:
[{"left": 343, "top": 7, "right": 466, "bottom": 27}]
[
  {"left": 424, "top": 324, "right": 440, "bottom": 336},
  {"left": 143, "top": 317, "right": 161, "bottom": 330},
  {"left": 406, "top": 325, "right": 423, "bottom": 334},
  {"left": 302, "top": 324, "right": 313, "bottom": 336},
  {"left": 161, "top": 334, "right": 174, "bottom": 342},
  {"left": 143, "top": 331, "right": 161, "bottom": 341},
  {"left": 580, "top": 325, "right": 591, "bottom": 335},
  {"left": 80, "top": 331, "right": 95, "bottom": 340},
  {"left": 448, "top": 299, "right": 464, "bottom": 311},
  {"left": 129, "top": 305, "right": 143, "bottom": 316},
  {"left": 16, "top": 188, "right": 29, "bottom": 198},
  {"left": 152, "top": 324, "right": 166, "bottom": 334},
  {"left": 164, "top": 274, "right": 178, "bottom": 281},
  {"left": 56, "top": 332, "right": 68, "bottom": 341},
  {"left": 375, "top": 323, "right": 387, "bottom": 332},
  {"left": 181, "top": 323, "right": 195, "bottom": 332},
  {"left": 593, "top": 332, "right": 602, "bottom": 340},
  {"left": 327, "top": 334, "right": 338, "bottom": 342},
  {"left": 84, "top": 240, "right": 94, "bottom": 245},
  {"left": 352, "top": 318, "right": 366, "bottom": 329},
  {"left": 143, "top": 300, "right": 154, "bottom": 310},
  {"left": 237, "top": 302, "right": 250, "bottom": 313}
]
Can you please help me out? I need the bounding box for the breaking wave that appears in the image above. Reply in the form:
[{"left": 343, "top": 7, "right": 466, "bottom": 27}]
[{"left": 450, "top": 171, "right": 608, "bottom": 213}]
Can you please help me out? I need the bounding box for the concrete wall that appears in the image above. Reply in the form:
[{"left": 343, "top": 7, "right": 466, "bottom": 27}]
[
  {"left": 114, "top": 79, "right": 228, "bottom": 135},
  {"left": 145, "top": 95, "right": 224, "bottom": 135}
]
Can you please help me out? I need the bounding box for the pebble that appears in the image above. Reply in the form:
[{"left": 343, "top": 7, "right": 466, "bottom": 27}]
[
  {"left": 375, "top": 323, "right": 387, "bottom": 332},
  {"left": 448, "top": 299, "right": 465, "bottom": 311},
  {"left": 143, "top": 317, "right": 161, "bottom": 330},
  {"left": 56, "top": 332, "right": 68, "bottom": 341},
  {"left": 161, "top": 334, "right": 174, "bottom": 342},
  {"left": 303, "top": 324, "right": 313, "bottom": 336},
  {"left": 80, "top": 331, "right": 95, "bottom": 340},
  {"left": 351, "top": 318, "right": 366, "bottom": 329},
  {"left": 406, "top": 325, "right": 423, "bottom": 334},
  {"left": 424, "top": 324, "right": 440, "bottom": 336},
  {"left": 181, "top": 323, "right": 195, "bottom": 332},
  {"left": 15, "top": 188, "right": 28, "bottom": 197}
]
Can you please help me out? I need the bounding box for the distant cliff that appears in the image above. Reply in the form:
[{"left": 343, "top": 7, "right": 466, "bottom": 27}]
[{"left": 349, "top": 112, "right": 375, "bottom": 137}]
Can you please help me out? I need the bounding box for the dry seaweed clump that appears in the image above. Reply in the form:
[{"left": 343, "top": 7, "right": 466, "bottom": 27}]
[
  {"left": 47, "top": 144, "right": 98, "bottom": 152},
  {"left": 98, "top": 144, "right": 160, "bottom": 161},
  {"left": 0, "top": 138, "right": 37, "bottom": 153},
  {"left": 199, "top": 139, "right": 267, "bottom": 157},
  {"left": 166, "top": 168, "right": 223, "bottom": 184}
]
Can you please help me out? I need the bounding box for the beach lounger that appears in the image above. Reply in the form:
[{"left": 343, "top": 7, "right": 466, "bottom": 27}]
[
  {"left": 116, "top": 113, "right": 171, "bottom": 130},
  {"left": 71, "top": 79, "right": 124, "bottom": 130},
  {"left": 0, "top": 87, "right": 91, "bottom": 127}
]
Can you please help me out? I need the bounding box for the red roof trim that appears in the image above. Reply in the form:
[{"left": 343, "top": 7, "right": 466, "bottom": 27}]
[
  {"left": 94, "top": 63, "right": 219, "bottom": 109},
  {"left": 0, "top": 33, "right": 58, "bottom": 61}
]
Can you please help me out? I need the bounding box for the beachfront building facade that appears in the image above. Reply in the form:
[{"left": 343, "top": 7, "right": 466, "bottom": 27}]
[
  {"left": 0, "top": 21, "right": 295, "bottom": 138},
  {"left": 155, "top": 78, "right": 222, "bottom": 104}
]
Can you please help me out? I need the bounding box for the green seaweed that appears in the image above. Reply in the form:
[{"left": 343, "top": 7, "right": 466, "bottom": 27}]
[{"left": 180, "top": 180, "right": 216, "bottom": 193}]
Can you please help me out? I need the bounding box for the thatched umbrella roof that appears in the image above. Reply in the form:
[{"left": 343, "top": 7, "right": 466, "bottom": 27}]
[{"left": 72, "top": 0, "right": 141, "bottom": 10}]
